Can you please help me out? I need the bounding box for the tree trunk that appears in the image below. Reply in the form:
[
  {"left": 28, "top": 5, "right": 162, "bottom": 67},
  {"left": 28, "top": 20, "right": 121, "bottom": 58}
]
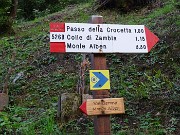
[{"left": 10, "top": 0, "right": 18, "bottom": 19}]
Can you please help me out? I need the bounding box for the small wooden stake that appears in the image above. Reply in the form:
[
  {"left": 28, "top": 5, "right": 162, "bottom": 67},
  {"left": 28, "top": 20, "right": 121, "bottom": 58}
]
[
  {"left": 90, "top": 15, "right": 111, "bottom": 135},
  {"left": 0, "top": 93, "right": 9, "bottom": 111}
]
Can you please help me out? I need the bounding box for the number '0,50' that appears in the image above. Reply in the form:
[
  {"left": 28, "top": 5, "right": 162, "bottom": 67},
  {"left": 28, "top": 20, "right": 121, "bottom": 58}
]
[{"left": 136, "top": 45, "right": 146, "bottom": 49}]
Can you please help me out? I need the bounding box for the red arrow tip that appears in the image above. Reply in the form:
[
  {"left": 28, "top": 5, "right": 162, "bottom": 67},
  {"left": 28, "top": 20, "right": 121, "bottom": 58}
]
[
  {"left": 145, "top": 27, "right": 159, "bottom": 52},
  {"left": 79, "top": 102, "right": 87, "bottom": 115}
]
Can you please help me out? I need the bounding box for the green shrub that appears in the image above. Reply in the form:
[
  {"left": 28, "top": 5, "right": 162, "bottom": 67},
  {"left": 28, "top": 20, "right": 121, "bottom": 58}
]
[
  {"left": 96, "top": 0, "right": 156, "bottom": 11},
  {"left": 17, "top": 0, "right": 91, "bottom": 20}
]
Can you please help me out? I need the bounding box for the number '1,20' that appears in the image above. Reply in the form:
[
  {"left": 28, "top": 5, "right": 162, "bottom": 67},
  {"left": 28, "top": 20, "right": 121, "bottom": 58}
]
[{"left": 134, "top": 29, "right": 144, "bottom": 33}]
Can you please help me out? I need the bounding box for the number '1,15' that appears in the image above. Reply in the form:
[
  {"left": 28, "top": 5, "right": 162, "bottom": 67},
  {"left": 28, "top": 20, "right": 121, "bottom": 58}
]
[{"left": 135, "top": 36, "right": 146, "bottom": 41}]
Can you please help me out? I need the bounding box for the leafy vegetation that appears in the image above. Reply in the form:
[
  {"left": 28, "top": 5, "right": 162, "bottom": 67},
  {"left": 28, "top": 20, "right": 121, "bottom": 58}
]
[
  {"left": 0, "top": 0, "right": 179, "bottom": 134},
  {"left": 95, "top": 0, "right": 157, "bottom": 11},
  {"left": 17, "top": 0, "right": 91, "bottom": 20}
]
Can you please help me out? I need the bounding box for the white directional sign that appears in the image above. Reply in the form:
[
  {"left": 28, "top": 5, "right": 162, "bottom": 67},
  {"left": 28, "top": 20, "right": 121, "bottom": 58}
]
[{"left": 50, "top": 23, "right": 159, "bottom": 53}]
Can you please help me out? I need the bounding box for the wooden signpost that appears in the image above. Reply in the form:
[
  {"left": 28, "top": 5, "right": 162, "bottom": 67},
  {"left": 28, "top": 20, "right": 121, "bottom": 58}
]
[
  {"left": 49, "top": 15, "right": 159, "bottom": 135},
  {"left": 89, "top": 16, "right": 111, "bottom": 135}
]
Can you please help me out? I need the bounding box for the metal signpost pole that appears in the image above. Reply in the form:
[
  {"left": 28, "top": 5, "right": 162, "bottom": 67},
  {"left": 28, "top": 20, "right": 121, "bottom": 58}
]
[{"left": 90, "top": 15, "right": 111, "bottom": 135}]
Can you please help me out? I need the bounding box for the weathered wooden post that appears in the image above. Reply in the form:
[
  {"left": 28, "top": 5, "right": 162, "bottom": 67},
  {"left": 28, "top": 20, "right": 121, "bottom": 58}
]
[
  {"left": 0, "top": 93, "right": 9, "bottom": 111},
  {"left": 90, "top": 15, "right": 111, "bottom": 135},
  {"left": 0, "top": 52, "right": 15, "bottom": 111}
]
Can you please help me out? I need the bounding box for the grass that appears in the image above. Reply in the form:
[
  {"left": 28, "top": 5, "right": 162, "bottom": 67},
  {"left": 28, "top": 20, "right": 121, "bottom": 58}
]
[{"left": 0, "top": 0, "right": 180, "bottom": 134}]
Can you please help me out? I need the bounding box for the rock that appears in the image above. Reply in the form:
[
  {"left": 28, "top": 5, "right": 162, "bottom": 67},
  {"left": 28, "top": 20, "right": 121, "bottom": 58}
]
[{"left": 58, "top": 93, "right": 81, "bottom": 123}]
